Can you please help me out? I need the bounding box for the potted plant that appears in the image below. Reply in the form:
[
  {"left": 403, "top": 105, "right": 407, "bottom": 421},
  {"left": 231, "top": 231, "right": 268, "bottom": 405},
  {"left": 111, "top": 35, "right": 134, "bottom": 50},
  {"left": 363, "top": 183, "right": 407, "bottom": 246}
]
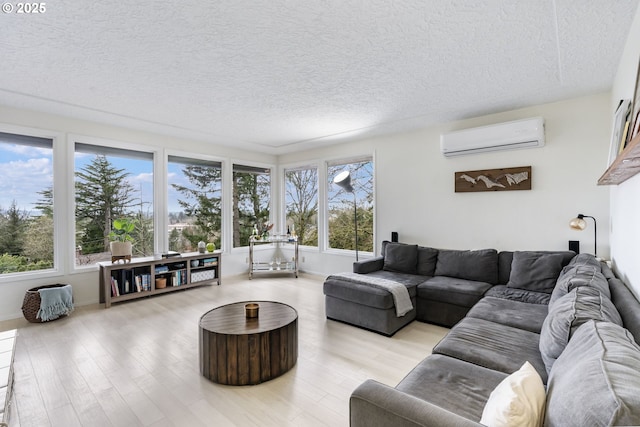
[{"left": 109, "top": 218, "right": 135, "bottom": 262}]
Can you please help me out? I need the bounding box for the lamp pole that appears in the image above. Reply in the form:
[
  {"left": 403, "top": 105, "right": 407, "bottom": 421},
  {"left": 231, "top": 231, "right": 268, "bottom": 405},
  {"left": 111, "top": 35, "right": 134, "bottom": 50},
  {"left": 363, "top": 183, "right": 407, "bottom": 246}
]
[{"left": 352, "top": 191, "right": 359, "bottom": 262}]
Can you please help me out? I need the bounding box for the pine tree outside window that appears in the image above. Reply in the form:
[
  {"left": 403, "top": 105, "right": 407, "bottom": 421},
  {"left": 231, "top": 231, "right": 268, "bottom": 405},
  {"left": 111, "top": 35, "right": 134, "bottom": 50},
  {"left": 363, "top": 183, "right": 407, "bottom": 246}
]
[
  {"left": 74, "top": 143, "right": 154, "bottom": 265},
  {"left": 168, "top": 155, "right": 222, "bottom": 252},
  {"left": 233, "top": 164, "right": 271, "bottom": 248},
  {"left": 0, "top": 132, "right": 55, "bottom": 275}
]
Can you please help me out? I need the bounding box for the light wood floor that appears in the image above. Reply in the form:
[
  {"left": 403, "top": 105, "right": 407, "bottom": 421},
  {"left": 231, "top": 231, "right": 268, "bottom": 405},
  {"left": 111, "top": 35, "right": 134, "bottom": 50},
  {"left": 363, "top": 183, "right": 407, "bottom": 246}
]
[{"left": 0, "top": 274, "right": 449, "bottom": 427}]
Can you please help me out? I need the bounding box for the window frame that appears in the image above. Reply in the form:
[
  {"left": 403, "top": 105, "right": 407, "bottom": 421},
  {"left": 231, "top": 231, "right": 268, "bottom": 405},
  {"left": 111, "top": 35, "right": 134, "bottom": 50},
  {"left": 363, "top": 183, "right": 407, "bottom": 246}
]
[
  {"left": 324, "top": 154, "right": 376, "bottom": 257},
  {"left": 70, "top": 135, "right": 160, "bottom": 272},
  {"left": 228, "top": 159, "right": 275, "bottom": 251},
  {"left": 0, "top": 124, "right": 64, "bottom": 283},
  {"left": 281, "top": 162, "right": 320, "bottom": 249},
  {"left": 165, "top": 149, "right": 226, "bottom": 254}
]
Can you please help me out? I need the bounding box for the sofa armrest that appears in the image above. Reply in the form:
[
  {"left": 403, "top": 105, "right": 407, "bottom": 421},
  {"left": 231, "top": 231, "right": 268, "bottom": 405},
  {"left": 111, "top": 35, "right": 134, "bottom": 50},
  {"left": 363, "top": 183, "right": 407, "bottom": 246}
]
[
  {"left": 353, "top": 257, "right": 384, "bottom": 274},
  {"left": 350, "top": 379, "right": 482, "bottom": 427}
]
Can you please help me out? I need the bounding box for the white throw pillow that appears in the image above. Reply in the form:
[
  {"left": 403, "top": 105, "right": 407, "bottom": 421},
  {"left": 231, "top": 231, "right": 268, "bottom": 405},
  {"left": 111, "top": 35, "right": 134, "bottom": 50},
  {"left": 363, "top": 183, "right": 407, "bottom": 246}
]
[{"left": 480, "top": 361, "right": 546, "bottom": 427}]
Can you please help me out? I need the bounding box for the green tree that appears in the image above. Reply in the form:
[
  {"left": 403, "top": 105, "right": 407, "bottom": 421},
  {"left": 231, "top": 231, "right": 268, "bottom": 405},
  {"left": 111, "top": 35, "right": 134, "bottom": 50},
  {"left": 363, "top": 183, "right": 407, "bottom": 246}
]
[
  {"left": 75, "top": 155, "right": 136, "bottom": 254},
  {"left": 171, "top": 165, "right": 222, "bottom": 250},
  {"left": 0, "top": 201, "right": 28, "bottom": 256},
  {"left": 23, "top": 215, "right": 54, "bottom": 265},
  {"left": 233, "top": 169, "right": 270, "bottom": 247}
]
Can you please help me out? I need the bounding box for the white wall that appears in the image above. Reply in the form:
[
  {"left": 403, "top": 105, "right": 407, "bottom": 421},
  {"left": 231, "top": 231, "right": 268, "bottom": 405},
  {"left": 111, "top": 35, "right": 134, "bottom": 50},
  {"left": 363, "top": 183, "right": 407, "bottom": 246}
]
[
  {"left": 281, "top": 93, "right": 612, "bottom": 275},
  {"left": 610, "top": 6, "right": 640, "bottom": 297},
  {"left": 0, "top": 105, "right": 276, "bottom": 321}
]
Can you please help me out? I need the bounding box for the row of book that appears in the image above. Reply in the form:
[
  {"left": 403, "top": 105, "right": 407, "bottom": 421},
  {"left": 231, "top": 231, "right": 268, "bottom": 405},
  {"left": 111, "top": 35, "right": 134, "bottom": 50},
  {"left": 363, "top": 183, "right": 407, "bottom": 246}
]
[
  {"left": 163, "top": 269, "right": 188, "bottom": 287},
  {"left": 110, "top": 270, "right": 152, "bottom": 297}
]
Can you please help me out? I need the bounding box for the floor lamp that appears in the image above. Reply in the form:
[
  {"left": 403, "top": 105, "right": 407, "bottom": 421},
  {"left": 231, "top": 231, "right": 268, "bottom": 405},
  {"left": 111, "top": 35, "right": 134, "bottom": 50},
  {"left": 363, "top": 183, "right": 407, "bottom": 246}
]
[
  {"left": 334, "top": 170, "right": 359, "bottom": 261},
  {"left": 569, "top": 214, "right": 597, "bottom": 257}
]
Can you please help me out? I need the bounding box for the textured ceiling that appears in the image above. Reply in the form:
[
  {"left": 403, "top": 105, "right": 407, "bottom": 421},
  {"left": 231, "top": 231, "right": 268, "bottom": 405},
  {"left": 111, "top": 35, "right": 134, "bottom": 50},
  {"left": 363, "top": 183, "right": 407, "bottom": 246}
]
[{"left": 0, "top": 1, "right": 637, "bottom": 154}]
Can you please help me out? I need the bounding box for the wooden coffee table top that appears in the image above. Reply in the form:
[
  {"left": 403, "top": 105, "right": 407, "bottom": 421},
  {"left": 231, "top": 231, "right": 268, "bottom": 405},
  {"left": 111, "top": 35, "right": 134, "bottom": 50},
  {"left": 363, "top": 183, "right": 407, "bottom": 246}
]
[{"left": 199, "top": 301, "right": 297, "bottom": 334}]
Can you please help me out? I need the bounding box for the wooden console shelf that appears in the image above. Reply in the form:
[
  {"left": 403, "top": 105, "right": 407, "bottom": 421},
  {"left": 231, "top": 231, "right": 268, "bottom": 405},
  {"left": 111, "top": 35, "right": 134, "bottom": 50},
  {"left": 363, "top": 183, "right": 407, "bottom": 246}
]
[
  {"left": 599, "top": 132, "right": 640, "bottom": 185},
  {"left": 99, "top": 251, "right": 221, "bottom": 308}
]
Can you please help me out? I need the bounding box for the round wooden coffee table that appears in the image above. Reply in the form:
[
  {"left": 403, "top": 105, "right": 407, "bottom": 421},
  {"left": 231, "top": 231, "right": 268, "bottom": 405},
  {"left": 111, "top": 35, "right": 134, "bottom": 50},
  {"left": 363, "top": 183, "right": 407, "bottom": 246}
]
[{"left": 199, "top": 301, "right": 298, "bottom": 385}]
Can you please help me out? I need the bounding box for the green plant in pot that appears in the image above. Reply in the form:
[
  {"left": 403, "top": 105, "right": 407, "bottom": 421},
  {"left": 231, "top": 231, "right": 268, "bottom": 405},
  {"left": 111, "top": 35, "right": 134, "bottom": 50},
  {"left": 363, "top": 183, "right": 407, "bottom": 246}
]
[{"left": 109, "top": 218, "right": 135, "bottom": 263}]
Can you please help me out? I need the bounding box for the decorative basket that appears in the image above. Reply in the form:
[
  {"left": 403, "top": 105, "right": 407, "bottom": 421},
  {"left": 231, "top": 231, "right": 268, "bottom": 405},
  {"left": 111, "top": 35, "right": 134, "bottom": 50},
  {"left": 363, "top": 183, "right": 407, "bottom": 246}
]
[{"left": 21, "top": 284, "right": 70, "bottom": 323}]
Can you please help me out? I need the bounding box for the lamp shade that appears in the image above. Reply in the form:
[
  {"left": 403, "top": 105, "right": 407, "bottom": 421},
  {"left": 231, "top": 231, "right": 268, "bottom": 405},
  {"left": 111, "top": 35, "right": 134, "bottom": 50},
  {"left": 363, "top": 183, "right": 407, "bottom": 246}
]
[
  {"left": 334, "top": 170, "right": 354, "bottom": 192},
  {"left": 569, "top": 216, "right": 587, "bottom": 230}
]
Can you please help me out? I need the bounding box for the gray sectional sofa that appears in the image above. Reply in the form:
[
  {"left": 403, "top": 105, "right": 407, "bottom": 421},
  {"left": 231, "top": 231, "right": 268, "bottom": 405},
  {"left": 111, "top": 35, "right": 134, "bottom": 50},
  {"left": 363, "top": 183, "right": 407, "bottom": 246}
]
[{"left": 323, "top": 243, "right": 640, "bottom": 426}]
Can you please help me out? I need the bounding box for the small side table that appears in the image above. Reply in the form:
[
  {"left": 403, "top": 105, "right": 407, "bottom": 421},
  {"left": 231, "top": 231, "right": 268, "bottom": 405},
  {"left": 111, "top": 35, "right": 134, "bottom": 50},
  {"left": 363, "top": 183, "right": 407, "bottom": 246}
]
[{"left": 199, "top": 301, "right": 298, "bottom": 385}]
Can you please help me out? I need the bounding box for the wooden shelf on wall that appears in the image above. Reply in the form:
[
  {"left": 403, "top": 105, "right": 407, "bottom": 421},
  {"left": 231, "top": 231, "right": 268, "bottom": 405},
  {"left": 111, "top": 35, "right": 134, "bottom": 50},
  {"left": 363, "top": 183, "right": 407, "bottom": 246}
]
[{"left": 599, "top": 132, "right": 640, "bottom": 185}]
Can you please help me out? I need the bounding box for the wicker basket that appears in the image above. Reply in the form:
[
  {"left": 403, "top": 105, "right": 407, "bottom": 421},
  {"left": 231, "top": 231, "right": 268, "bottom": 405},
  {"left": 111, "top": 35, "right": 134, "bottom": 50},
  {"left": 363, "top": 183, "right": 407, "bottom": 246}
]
[{"left": 21, "top": 284, "right": 71, "bottom": 323}]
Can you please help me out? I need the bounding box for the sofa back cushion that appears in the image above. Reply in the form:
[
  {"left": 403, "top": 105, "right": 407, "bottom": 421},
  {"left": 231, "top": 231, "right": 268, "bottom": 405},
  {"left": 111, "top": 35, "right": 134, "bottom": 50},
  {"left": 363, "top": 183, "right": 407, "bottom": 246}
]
[
  {"left": 545, "top": 321, "right": 640, "bottom": 427},
  {"left": 506, "top": 251, "right": 568, "bottom": 293},
  {"left": 383, "top": 242, "right": 418, "bottom": 274},
  {"left": 609, "top": 277, "right": 640, "bottom": 345},
  {"left": 549, "top": 264, "right": 610, "bottom": 306},
  {"left": 435, "top": 249, "right": 499, "bottom": 284},
  {"left": 416, "top": 246, "right": 438, "bottom": 276},
  {"left": 568, "top": 252, "right": 602, "bottom": 269},
  {"left": 539, "top": 286, "right": 623, "bottom": 374}
]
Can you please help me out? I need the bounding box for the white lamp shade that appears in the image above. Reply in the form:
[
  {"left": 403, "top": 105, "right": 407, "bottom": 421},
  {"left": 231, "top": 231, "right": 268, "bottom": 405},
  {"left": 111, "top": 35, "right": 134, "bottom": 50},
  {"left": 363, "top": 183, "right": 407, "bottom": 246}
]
[
  {"left": 569, "top": 217, "right": 587, "bottom": 230},
  {"left": 334, "top": 170, "right": 354, "bottom": 192}
]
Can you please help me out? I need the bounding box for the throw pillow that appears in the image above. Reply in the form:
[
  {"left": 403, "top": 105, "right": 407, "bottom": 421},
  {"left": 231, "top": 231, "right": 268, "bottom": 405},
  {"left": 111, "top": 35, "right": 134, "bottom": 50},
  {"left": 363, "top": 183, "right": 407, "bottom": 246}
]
[
  {"left": 480, "top": 361, "right": 546, "bottom": 427},
  {"left": 539, "top": 286, "right": 623, "bottom": 374},
  {"left": 416, "top": 246, "right": 438, "bottom": 276},
  {"left": 434, "top": 249, "right": 499, "bottom": 284},
  {"left": 506, "top": 251, "right": 566, "bottom": 293},
  {"left": 383, "top": 243, "right": 418, "bottom": 274}
]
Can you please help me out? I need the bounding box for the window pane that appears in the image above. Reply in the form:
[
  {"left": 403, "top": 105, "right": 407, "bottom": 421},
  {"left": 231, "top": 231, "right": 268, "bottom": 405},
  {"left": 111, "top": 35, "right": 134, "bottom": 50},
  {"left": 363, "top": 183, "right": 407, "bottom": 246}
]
[
  {"left": 168, "top": 156, "right": 222, "bottom": 252},
  {"left": 75, "top": 144, "right": 154, "bottom": 265},
  {"left": 327, "top": 158, "right": 374, "bottom": 252},
  {"left": 0, "top": 132, "right": 54, "bottom": 274},
  {"left": 233, "top": 164, "right": 271, "bottom": 247},
  {"left": 284, "top": 166, "right": 318, "bottom": 246}
]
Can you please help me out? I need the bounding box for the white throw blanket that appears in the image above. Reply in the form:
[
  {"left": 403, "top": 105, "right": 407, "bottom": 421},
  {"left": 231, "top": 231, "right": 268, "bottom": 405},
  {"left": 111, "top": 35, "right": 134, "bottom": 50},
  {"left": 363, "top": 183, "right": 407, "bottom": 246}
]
[{"left": 328, "top": 272, "right": 413, "bottom": 317}]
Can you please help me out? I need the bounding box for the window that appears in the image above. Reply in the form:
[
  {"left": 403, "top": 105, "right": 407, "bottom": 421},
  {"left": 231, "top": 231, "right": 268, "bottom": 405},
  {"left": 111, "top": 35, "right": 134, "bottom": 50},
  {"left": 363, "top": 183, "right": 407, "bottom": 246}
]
[
  {"left": 327, "top": 158, "right": 374, "bottom": 253},
  {"left": 233, "top": 164, "right": 271, "bottom": 247},
  {"left": 284, "top": 166, "right": 318, "bottom": 246},
  {"left": 168, "top": 156, "right": 222, "bottom": 252},
  {"left": 74, "top": 143, "right": 154, "bottom": 265},
  {"left": 0, "top": 132, "right": 54, "bottom": 274}
]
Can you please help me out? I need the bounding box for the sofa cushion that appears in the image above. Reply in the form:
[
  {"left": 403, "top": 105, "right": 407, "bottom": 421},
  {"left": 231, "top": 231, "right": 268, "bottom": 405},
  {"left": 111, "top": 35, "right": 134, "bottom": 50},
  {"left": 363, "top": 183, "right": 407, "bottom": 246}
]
[
  {"left": 540, "top": 286, "right": 623, "bottom": 374},
  {"left": 466, "top": 296, "right": 548, "bottom": 333},
  {"left": 433, "top": 317, "right": 547, "bottom": 384},
  {"left": 506, "top": 251, "right": 567, "bottom": 293},
  {"left": 383, "top": 243, "right": 418, "bottom": 274},
  {"left": 545, "top": 321, "right": 640, "bottom": 427},
  {"left": 417, "top": 276, "right": 493, "bottom": 308},
  {"left": 485, "top": 285, "right": 550, "bottom": 305},
  {"left": 416, "top": 246, "right": 438, "bottom": 276},
  {"left": 499, "top": 251, "right": 575, "bottom": 286},
  {"left": 568, "top": 252, "right": 602, "bottom": 269},
  {"left": 396, "top": 354, "right": 507, "bottom": 422},
  {"left": 549, "top": 264, "right": 610, "bottom": 306},
  {"left": 435, "top": 249, "right": 499, "bottom": 284},
  {"left": 480, "top": 361, "right": 546, "bottom": 427}
]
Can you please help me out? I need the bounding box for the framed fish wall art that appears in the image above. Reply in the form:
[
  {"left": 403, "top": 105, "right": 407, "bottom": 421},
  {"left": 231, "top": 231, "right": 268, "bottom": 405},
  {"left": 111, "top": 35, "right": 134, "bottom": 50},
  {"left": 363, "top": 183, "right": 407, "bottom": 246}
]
[{"left": 455, "top": 166, "right": 532, "bottom": 193}]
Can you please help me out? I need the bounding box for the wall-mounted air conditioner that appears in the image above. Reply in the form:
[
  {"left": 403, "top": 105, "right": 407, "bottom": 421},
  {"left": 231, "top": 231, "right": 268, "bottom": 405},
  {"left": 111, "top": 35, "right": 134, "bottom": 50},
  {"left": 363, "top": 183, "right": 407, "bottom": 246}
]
[{"left": 440, "top": 117, "right": 545, "bottom": 157}]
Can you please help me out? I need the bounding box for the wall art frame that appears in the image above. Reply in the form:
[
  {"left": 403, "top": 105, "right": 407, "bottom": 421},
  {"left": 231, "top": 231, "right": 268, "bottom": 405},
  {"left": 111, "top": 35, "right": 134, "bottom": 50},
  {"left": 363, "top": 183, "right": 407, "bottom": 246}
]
[{"left": 455, "top": 166, "right": 531, "bottom": 193}]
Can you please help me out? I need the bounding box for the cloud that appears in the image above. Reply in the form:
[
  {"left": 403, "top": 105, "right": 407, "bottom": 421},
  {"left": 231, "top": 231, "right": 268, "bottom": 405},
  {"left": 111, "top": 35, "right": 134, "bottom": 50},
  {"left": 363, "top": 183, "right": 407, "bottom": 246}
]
[{"left": 0, "top": 157, "right": 52, "bottom": 210}]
